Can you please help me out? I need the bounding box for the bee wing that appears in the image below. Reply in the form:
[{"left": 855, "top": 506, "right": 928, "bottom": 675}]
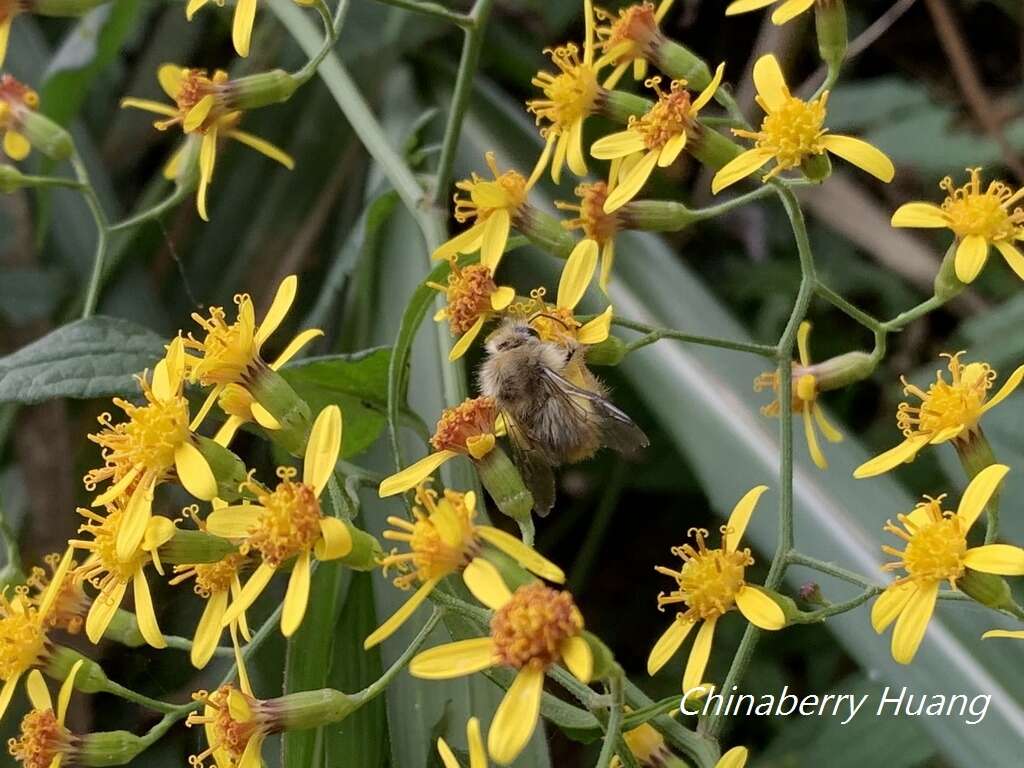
[
  {"left": 539, "top": 366, "right": 650, "bottom": 454},
  {"left": 503, "top": 413, "right": 557, "bottom": 517}
]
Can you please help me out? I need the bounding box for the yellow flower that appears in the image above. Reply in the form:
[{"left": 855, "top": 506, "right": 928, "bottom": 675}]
[
  {"left": 184, "top": 0, "right": 307, "bottom": 58},
  {"left": 187, "top": 667, "right": 272, "bottom": 768},
  {"left": 170, "top": 550, "right": 251, "bottom": 670},
  {"left": 591, "top": 67, "right": 725, "bottom": 213},
  {"left": 594, "top": 1, "right": 675, "bottom": 87},
  {"left": 378, "top": 397, "right": 504, "bottom": 497},
  {"left": 410, "top": 582, "right": 593, "bottom": 765},
  {"left": 7, "top": 660, "right": 84, "bottom": 768},
  {"left": 521, "top": 251, "right": 613, "bottom": 347},
  {"left": 26, "top": 552, "right": 90, "bottom": 637},
  {"left": 184, "top": 274, "right": 323, "bottom": 438},
  {"left": 429, "top": 260, "right": 516, "bottom": 362},
  {"left": 366, "top": 483, "right": 564, "bottom": 648},
  {"left": 854, "top": 352, "right": 1024, "bottom": 479},
  {"left": 121, "top": 65, "right": 294, "bottom": 221},
  {"left": 527, "top": 0, "right": 617, "bottom": 184},
  {"left": 0, "top": 74, "right": 39, "bottom": 161},
  {"left": 84, "top": 336, "right": 217, "bottom": 561},
  {"left": 983, "top": 629, "right": 1024, "bottom": 640},
  {"left": 437, "top": 717, "right": 487, "bottom": 768},
  {"left": 890, "top": 168, "right": 1024, "bottom": 283},
  {"left": 610, "top": 720, "right": 672, "bottom": 768},
  {"left": 71, "top": 503, "right": 176, "bottom": 649},
  {"left": 725, "top": 0, "right": 816, "bottom": 25},
  {"left": 754, "top": 321, "right": 843, "bottom": 470},
  {"left": 207, "top": 406, "right": 351, "bottom": 637},
  {"left": 716, "top": 747, "right": 750, "bottom": 768},
  {"left": 0, "top": 1, "right": 18, "bottom": 67},
  {"left": 872, "top": 464, "right": 1024, "bottom": 664},
  {"left": 432, "top": 152, "right": 533, "bottom": 267},
  {"left": 647, "top": 486, "right": 785, "bottom": 692},
  {"left": 712, "top": 55, "right": 894, "bottom": 193},
  {"left": 0, "top": 550, "right": 73, "bottom": 719},
  {"left": 555, "top": 182, "right": 623, "bottom": 291}
]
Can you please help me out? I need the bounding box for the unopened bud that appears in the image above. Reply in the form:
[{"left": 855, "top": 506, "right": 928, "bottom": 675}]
[
  {"left": 586, "top": 335, "right": 627, "bottom": 366},
  {"left": 516, "top": 205, "right": 576, "bottom": 259},
  {"left": 17, "top": 110, "right": 73, "bottom": 160},
  {"left": 474, "top": 445, "right": 534, "bottom": 521},
  {"left": 194, "top": 435, "right": 249, "bottom": 501},
  {"left": 159, "top": 528, "right": 238, "bottom": 565},
  {"left": 958, "top": 569, "right": 1014, "bottom": 612},
  {"left": 45, "top": 646, "right": 109, "bottom": 693},
  {"left": 598, "top": 89, "right": 651, "bottom": 126},
  {"left": 652, "top": 39, "right": 712, "bottom": 90},
  {"left": 272, "top": 688, "right": 358, "bottom": 732},
  {"left": 798, "top": 582, "right": 828, "bottom": 608},
  {"left": 619, "top": 200, "right": 698, "bottom": 232},
  {"left": 78, "top": 730, "right": 147, "bottom": 766},
  {"left": 224, "top": 70, "right": 299, "bottom": 111},
  {"left": 933, "top": 242, "right": 965, "bottom": 301},
  {"left": 815, "top": 0, "right": 848, "bottom": 74},
  {"left": 689, "top": 121, "right": 744, "bottom": 171},
  {"left": 807, "top": 351, "right": 876, "bottom": 392},
  {"left": 800, "top": 152, "right": 832, "bottom": 183}
]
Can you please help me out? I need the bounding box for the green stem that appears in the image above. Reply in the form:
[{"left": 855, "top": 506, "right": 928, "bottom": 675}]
[
  {"left": 595, "top": 668, "right": 625, "bottom": 768},
  {"left": 293, "top": 0, "right": 344, "bottom": 85},
  {"left": 815, "top": 280, "right": 883, "bottom": 332},
  {"left": 882, "top": 295, "right": 947, "bottom": 332},
  {"left": 100, "top": 678, "right": 179, "bottom": 714},
  {"left": 0, "top": 489, "right": 21, "bottom": 575},
  {"left": 613, "top": 316, "right": 776, "bottom": 358},
  {"left": 569, "top": 462, "right": 626, "bottom": 592},
  {"left": 72, "top": 152, "right": 110, "bottom": 319},
  {"left": 352, "top": 608, "right": 443, "bottom": 703},
  {"left": 108, "top": 183, "right": 192, "bottom": 232},
  {"left": 786, "top": 550, "right": 879, "bottom": 589},
  {"left": 432, "top": 0, "right": 496, "bottom": 204},
  {"left": 788, "top": 588, "right": 879, "bottom": 623}
]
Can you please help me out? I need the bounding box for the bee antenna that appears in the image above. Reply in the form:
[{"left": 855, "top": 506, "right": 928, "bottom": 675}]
[{"left": 528, "top": 312, "right": 570, "bottom": 330}]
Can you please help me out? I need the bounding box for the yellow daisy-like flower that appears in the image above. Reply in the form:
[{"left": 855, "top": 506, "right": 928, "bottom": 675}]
[
  {"left": 432, "top": 152, "right": 533, "bottom": 267},
  {"left": 890, "top": 168, "right": 1024, "bottom": 283},
  {"left": 187, "top": 665, "right": 272, "bottom": 768},
  {"left": 725, "top": 0, "right": 815, "bottom": 25},
  {"left": 121, "top": 64, "right": 294, "bottom": 221},
  {"left": 429, "top": 260, "right": 516, "bottom": 362},
  {"left": 437, "top": 717, "right": 488, "bottom": 768},
  {"left": 7, "top": 660, "right": 84, "bottom": 768},
  {"left": 378, "top": 397, "right": 504, "bottom": 497},
  {"left": 0, "top": 550, "right": 73, "bottom": 719},
  {"left": 184, "top": 274, "right": 323, "bottom": 439},
  {"left": 872, "top": 464, "right": 1024, "bottom": 664},
  {"left": 754, "top": 321, "right": 843, "bottom": 470},
  {"left": 410, "top": 582, "right": 593, "bottom": 765},
  {"left": 854, "top": 352, "right": 1024, "bottom": 479},
  {"left": 610, "top": 720, "right": 672, "bottom": 768},
  {"left": 207, "top": 405, "right": 351, "bottom": 637},
  {"left": 71, "top": 503, "right": 176, "bottom": 649},
  {"left": 366, "top": 483, "right": 564, "bottom": 648},
  {"left": 170, "top": 550, "right": 251, "bottom": 670},
  {"left": 647, "top": 486, "right": 785, "bottom": 692},
  {"left": 84, "top": 336, "right": 217, "bottom": 561},
  {"left": 555, "top": 182, "right": 623, "bottom": 291},
  {"left": 26, "top": 552, "right": 90, "bottom": 637},
  {"left": 521, "top": 250, "right": 613, "bottom": 348},
  {"left": 712, "top": 55, "right": 894, "bottom": 193},
  {"left": 184, "top": 0, "right": 310, "bottom": 58},
  {"left": 0, "top": 74, "right": 39, "bottom": 161},
  {"left": 594, "top": 0, "right": 675, "bottom": 87},
  {"left": 591, "top": 66, "right": 725, "bottom": 213}
]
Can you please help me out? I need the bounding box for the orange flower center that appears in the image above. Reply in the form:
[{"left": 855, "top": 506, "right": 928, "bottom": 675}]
[
  {"left": 453, "top": 152, "right": 528, "bottom": 226},
  {"left": 630, "top": 77, "right": 692, "bottom": 149},
  {"left": 939, "top": 169, "right": 1024, "bottom": 242},
  {"left": 491, "top": 584, "right": 584, "bottom": 670},
  {"left": 27, "top": 554, "right": 89, "bottom": 636},
  {"left": 0, "top": 74, "right": 39, "bottom": 123},
  {"left": 75, "top": 506, "right": 147, "bottom": 584},
  {"left": 8, "top": 708, "right": 74, "bottom": 768},
  {"left": 896, "top": 353, "right": 993, "bottom": 439},
  {"left": 597, "top": 2, "right": 660, "bottom": 63},
  {"left": 439, "top": 263, "right": 499, "bottom": 335},
  {"left": 656, "top": 527, "right": 752, "bottom": 621},
  {"left": 244, "top": 469, "right": 322, "bottom": 567},
  {"left": 187, "top": 686, "right": 262, "bottom": 767},
  {"left": 175, "top": 553, "right": 246, "bottom": 597},
  {"left": 430, "top": 397, "right": 499, "bottom": 456}
]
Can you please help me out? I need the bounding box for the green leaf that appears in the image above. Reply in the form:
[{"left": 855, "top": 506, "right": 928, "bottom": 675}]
[
  {"left": 0, "top": 317, "right": 164, "bottom": 404},
  {"left": 279, "top": 347, "right": 392, "bottom": 460}
]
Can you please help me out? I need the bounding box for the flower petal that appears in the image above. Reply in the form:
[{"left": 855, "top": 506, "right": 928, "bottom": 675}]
[
  {"left": 449, "top": 317, "right": 486, "bottom": 362},
  {"left": 120, "top": 97, "right": 178, "bottom": 117},
  {"left": 184, "top": 94, "right": 215, "bottom": 132},
  {"left": 437, "top": 738, "right": 460, "bottom": 768},
  {"left": 752, "top": 54, "right": 788, "bottom": 112},
  {"left": 558, "top": 239, "right": 599, "bottom": 310},
  {"left": 891, "top": 580, "right": 937, "bottom": 664},
  {"left": 604, "top": 150, "right": 659, "bottom": 212},
  {"left": 256, "top": 275, "right": 297, "bottom": 347},
  {"left": 2, "top": 130, "right": 30, "bottom": 161},
  {"left": 57, "top": 661, "right": 84, "bottom": 724},
  {"left": 981, "top": 364, "right": 1024, "bottom": 414},
  {"left": 197, "top": 129, "right": 217, "bottom": 221},
  {"left": 890, "top": 202, "right": 948, "bottom": 229},
  {"left": 186, "top": 0, "right": 209, "bottom": 19},
  {"left": 567, "top": 119, "right": 588, "bottom": 177},
  {"left": 491, "top": 285, "right": 516, "bottom": 311},
  {"left": 26, "top": 669, "right": 52, "bottom": 713},
  {"left": 480, "top": 209, "right": 511, "bottom": 272},
  {"left": 38, "top": 548, "right": 75, "bottom": 621},
  {"left": 771, "top": 0, "right": 815, "bottom": 25},
  {"left": 560, "top": 634, "right": 593, "bottom": 684},
  {"left": 271, "top": 329, "right": 323, "bottom": 370},
  {"left": 955, "top": 234, "right": 989, "bottom": 283},
  {"left": 725, "top": 485, "right": 768, "bottom": 552},
  {"left": 205, "top": 505, "right": 261, "bottom": 538},
  {"left": 232, "top": 0, "right": 257, "bottom": 57},
  {"left": 432, "top": 223, "right": 485, "bottom": 261},
  {"left": 590, "top": 130, "right": 647, "bottom": 160},
  {"left": 175, "top": 442, "right": 218, "bottom": 501},
  {"left": 0, "top": 17, "right": 11, "bottom": 68},
  {"left": 281, "top": 551, "right": 312, "bottom": 637},
  {"left": 956, "top": 463, "right": 1009, "bottom": 531},
  {"left": 117, "top": 478, "right": 155, "bottom": 561},
  {"left": 488, "top": 666, "right": 545, "bottom": 765},
  {"left": 409, "top": 637, "right": 497, "bottom": 680},
  {"left": 577, "top": 305, "right": 613, "bottom": 345},
  {"left": 711, "top": 149, "right": 773, "bottom": 194},
  {"left": 463, "top": 557, "right": 512, "bottom": 610},
  {"left": 378, "top": 451, "right": 458, "bottom": 497},
  {"left": 134, "top": 572, "right": 166, "bottom": 648},
  {"left": 683, "top": 617, "right": 717, "bottom": 692},
  {"left": 158, "top": 64, "right": 184, "bottom": 99},
  {"left": 227, "top": 129, "right": 294, "bottom": 169},
  {"left": 647, "top": 617, "right": 694, "bottom": 675},
  {"left": 85, "top": 581, "right": 127, "bottom": 644},
  {"left": 822, "top": 135, "right": 895, "bottom": 183},
  {"left": 657, "top": 131, "right": 687, "bottom": 168},
  {"left": 477, "top": 525, "right": 565, "bottom": 582},
  {"left": 0, "top": 677, "right": 19, "bottom": 721},
  {"left": 871, "top": 581, "right": 915, "bottom": 633},
  {"left": 995, "top": 240, "right": 1024, "bottom": 280},
  {"left": 717, "top": 746, "right": 749, "bottom": 768},
  {"left": 853, "top": 435, "right": 929, "bottom": 479},
  {"left": 735, "top": 585, "right": 786, "bottom": 630},
  {"left": 191, "top": 589, "right": 228, "bottom": 669},
  {"left": 304, "top": 405, "right": 343, "bottom": 496},
  {"left": 467, "top": 717, "right": 486, "bottom": 768},
  {"left": 963, "top": 544, "right": 1024, "bottom": 576},
  {"left": 315, "top": 517, "right": 353, "bottom": 561},
  {"left": 222, "top": 561, "right": 276, "bottom": 628},
  {"left": 725, "top": 0, "right": 776, "bottom": 15},
  {"left": 803, "top": 407, "right": 828, "bottom": 469},
  {"left": 364, "top": 577, "right": 441, "bottom": 649},
  {"left": 692, "top": 62, "right": 725, "bottom": 113},
  {"left": 982, "top": 629, "right": 1024, "bottom": 640}
]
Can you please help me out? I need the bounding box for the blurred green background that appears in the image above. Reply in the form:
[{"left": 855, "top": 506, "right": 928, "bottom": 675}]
[{"left": 2, "top": 0, "right": 1024, "bottom": 766}]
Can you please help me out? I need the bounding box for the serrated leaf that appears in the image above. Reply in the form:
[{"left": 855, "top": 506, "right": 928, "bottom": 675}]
[
  {"left": 0, "top": 317, "right": 164, "bottom": 404},
  {"left": 279, "top": 347, "right": 392, "bottom": 460}
]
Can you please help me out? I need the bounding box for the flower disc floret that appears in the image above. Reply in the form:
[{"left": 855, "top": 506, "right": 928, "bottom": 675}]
[{"left": 490, "top": 583, "right": 585, "bottom": 670}]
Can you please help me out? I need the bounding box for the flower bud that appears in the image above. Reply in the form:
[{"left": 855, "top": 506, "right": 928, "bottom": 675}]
[
  {"left": 272, "top": 688, "right": 359, "bottom": 732},
  {"left": 336, "top": 523, "right": 383, "bottom": 571},
  {"left": 958, "top": 569, "right": 1014, "bottom": 612},
  {"left": 78, "top": 730, "right": 147, "bottom": 766},
  {"left": 598, "top": 89, "right": 651, "bottom": 125},
  {"left": 30, "top": 0, "right": 110, "bottom": 16},
  {"left": 246, "top": 368, "right": 314, "bottom": 457},
  {"left": 474, "top": 445, "right": 534, "bottom": 521},
  {"left": 806, "top": 351, "right": 876, "bottom": 392},
  {"left": 688, "top": 121, "right": 743, "bottom": 171},
  {"left": 17, "top": 110, "right": 73, "bottom": 160},
  {"left": 194, "top": 435, "right": 249, "bottom": 501},
  {"left": 582, "top": 630, "right": 615, "bottom": 681},
  {"left": 798, "top": 582, "right": 828, "bottom": 608},
  {"left": 0, "top": 164, "right": 26, "bottom": 193},
  {"left": 933, "top": 242, "right": 965, "bottom": 301},
  {"left": 618, "top": 200, "right": 698, "bottom": 232},
  {"left": 224, "top": 70, "right": 299, "bottom": 111},
  {"left": 516, "top": 205, "right": 576, "bottom": 258},
  {"left": 816, "top": 0, "right": 848, "bottom": 74},
  {"left": 652, "top": 39, "right": 712, "bottom": 91},
  {"left": 585, "top": 335, "right": 627, "bottom": 366},
  {"left": 45, "top": 646, "right": 110, "bottom": 693},
  {"left": 800, "top": 152, "right": 832, "bottom": 183},
  {"left": 159, "top": 528, "right": 238, "bottom": 565}
]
